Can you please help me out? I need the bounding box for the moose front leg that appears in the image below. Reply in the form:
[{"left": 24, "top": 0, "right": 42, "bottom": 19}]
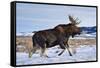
[
  {"left": 58, "top": 42, "right": 67, "bottom": 56},
  {"left": 66, "top": 43, "right": 72, "bottom": 56},
  {"left": 65, "top": 37, "right": 72, "bottom": 56},
  {"left": 58, "top": 43, "right": 72, "bottom": 56},
  {"left": 58, "top": 49, "right": 65, "bottom": 56},
  {"left": 58, "top": 39, "right": 72, "bottom": 56}
]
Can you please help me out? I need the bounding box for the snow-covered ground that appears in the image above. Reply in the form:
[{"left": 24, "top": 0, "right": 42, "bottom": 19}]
[
  {"left": 16, "top": 28, "right": 97, "bottom": 65},
  {"left": 16, "top": 45, "right": 96, "bottom": 65}
]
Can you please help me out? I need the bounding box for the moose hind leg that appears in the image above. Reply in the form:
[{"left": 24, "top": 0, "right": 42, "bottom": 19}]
[
  {"left": 40, "top": 44, "right": 48, "bottom": 58},
  {"left": 29, "top": 47, "right": 37, "bottom": 58},
  {"left": 29, "top": 52, "right": 33, "bottom": 58}
]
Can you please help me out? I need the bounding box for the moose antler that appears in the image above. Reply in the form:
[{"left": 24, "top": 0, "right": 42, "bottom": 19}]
[{"left": 68, "top": 15, "right": 81, "bottom": 25}]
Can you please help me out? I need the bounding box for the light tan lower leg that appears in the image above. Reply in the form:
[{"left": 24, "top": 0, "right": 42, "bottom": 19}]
[{"left": 40, "top": 44, "right": 48, "bottom": 57}]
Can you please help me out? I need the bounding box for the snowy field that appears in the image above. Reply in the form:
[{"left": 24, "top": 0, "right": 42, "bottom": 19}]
[
  {"left": 16, "top": 45, "right": 96, "bottom": 65},
  {"left": 16, "top": 29, "right": 97, "bottom": 65}
]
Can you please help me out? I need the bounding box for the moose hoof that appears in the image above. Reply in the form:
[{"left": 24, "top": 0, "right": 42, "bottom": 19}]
[
  {"left": 29, "top": 52, "right": 33, "bottom": 58},
  {"left": 44, "top": 55, "right": 49, "bottom": 58},
  {"left": 29, "top": 55, "right": 32, "bottom": 58},
  {"left": 58, "top": 53, "right": 62, "bottom": 56},
  {"left": 69, "top": 54, "right": 73, "bottom": 56},
  {"left": 41, "top": 55, "right": 49, "bottom": 58}
]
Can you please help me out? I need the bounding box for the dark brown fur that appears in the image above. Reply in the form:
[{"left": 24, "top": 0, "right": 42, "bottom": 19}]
[{"left": 29, "top": 15, "right": 81, "bottom": 58}]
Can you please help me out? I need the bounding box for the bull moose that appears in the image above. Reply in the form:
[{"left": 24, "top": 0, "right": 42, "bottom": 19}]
[{"left": 29, "top": 15, "right": 82, "bottom": 58}]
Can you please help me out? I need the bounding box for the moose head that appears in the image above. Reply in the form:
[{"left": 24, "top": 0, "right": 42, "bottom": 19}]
[
  {"left": 54, "top": 15, "right": 82, "bottom": 38},
  {"left": 67, "top": 15, "right": 82, "bottom": 37},
  {"left": 56, "top": 15, "right": 82, "bottom": 38}
]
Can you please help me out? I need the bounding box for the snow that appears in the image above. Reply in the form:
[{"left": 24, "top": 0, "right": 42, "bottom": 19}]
[
  {"left": 17, "top": 32, "right": 34, "bottom": 36},
  {"left": 16, "top": 45, "right": 96, "bottom": 65},
  {"left": 16, "top": 28, "right": 96, "bottom": 65},
  {"left": 73, "top": 33, "right": 96, "bottom": 39}
]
